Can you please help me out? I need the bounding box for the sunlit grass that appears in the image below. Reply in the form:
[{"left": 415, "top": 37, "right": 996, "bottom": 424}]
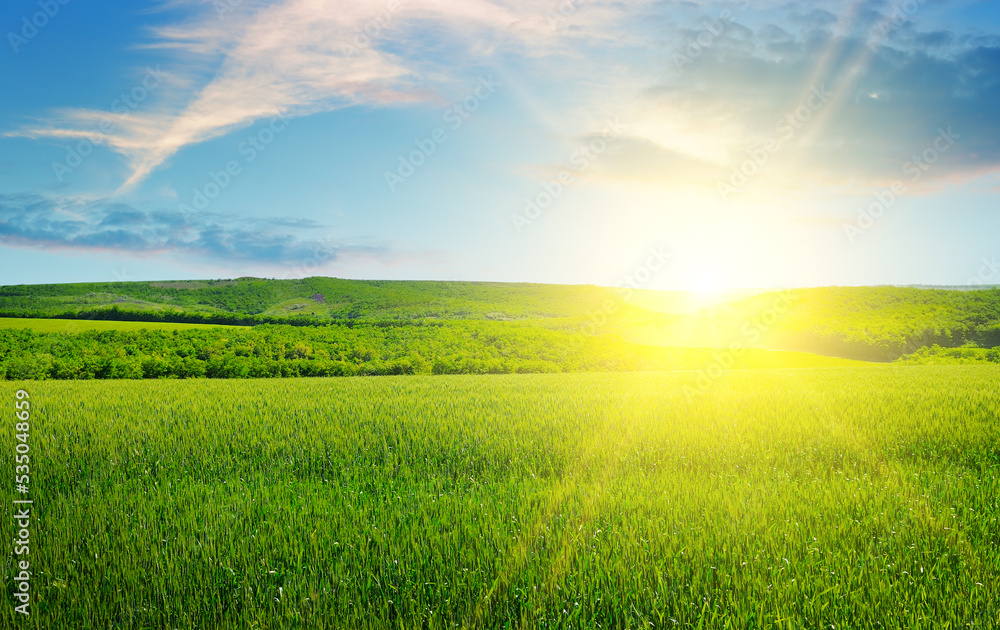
[
  {"left": 1, "top": 367, "right": 997, "bottom": 628},
  {"left": 640, "top": 347, "right": 871, "bottom": 369},
  {"left": 0, "top": 317, "right": 237, "bottom": 333}
]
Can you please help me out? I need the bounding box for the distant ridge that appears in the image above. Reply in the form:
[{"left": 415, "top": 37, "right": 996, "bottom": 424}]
[{"left": 1, "top": 278, "right": 999, "bottom": 362}]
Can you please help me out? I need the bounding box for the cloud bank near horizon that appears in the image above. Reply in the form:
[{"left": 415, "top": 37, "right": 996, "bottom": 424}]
[{"left": 0, "top": 193, "right": 385, "bottom": 269}]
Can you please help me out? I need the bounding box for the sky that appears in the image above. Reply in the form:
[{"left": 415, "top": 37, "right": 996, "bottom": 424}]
[{"left": 1, "top": 0, "right": 998, "bottom": 291}]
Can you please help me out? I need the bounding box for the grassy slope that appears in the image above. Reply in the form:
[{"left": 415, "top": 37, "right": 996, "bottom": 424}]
[
  {"left": 3, "top": 279, "right": 1000, "bottom": 362},
  {"left": 621, "top": 286, "right": 1000, "bottom": 360},
  {"left": 0, "top": 278, "right": 636, "bottom": 320},
  {"left": 0, "top": 317, "right": 237, "bottom": 333},
  {"left": 3, "top": 368, "right": 996, "bottom": 628}
]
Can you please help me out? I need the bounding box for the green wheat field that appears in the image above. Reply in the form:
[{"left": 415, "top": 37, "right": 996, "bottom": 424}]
[{"left": 2, "top": 367, "right": 998, "bottom": 628}]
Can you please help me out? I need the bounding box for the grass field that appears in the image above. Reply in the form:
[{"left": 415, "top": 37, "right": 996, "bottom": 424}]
[
  {"left": 0, "top": 317, "right": 238, "bottom": 333},
  {"left": 2, "top": 368, "right": 998, "bottom": 628},
  {"left": 0, "top": 315, "right": 870, "bottom": 381},
  {"left": 631, "top": 347, "right": 870, "bottom": 370}
]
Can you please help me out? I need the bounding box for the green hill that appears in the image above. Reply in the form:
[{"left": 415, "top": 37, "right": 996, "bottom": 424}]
[
  {"left": 0, "top": 317, "right": 238, "bottom": 333},
  {"left": 0, "top": 277, "right": 641, "bottom": 322},
  {"left": 644, "top": 286, "right": 1000, "bottom": 361},
  {"left": 1, "top": 279, "right": 999, "bottom": 374}
]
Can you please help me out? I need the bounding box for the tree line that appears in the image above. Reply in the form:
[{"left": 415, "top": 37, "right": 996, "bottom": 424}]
[{"left": 0, "top": 321, "right": 654, "bottom": 380}]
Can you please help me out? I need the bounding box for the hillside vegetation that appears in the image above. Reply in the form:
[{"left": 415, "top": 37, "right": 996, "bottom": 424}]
[
  {"left": 1, "top": 279, "right": 999, "bottom": 374},
  {"left": 0, "top": 323, "right": 865, "bottom": 380},
  {"left": 687, "top": 287, "right": 1000, "bottom": 361},
  {"left": 0, "top": 317, "right": 238, "bottom": 333},
  {"left": 0, "top": 278, "right": 632, "bottom": 322}
]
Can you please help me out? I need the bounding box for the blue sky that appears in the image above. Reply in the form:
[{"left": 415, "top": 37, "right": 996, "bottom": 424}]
[{"left": 1, "top": 0, "right": 999, "bottom": 291}]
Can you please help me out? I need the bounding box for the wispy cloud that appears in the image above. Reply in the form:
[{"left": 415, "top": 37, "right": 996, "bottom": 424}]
[
  {"left": 6, "top": 0, "right": 1000, "bottom": 198},
  {"left": 588, "top": 1, "right": 1000, "bottom": 193},
  {"left": 0, "top": 193, "right": 385, "bottom": 266},
  {"left": 6, "top": 0, "right": 604, "bottom": 192}
]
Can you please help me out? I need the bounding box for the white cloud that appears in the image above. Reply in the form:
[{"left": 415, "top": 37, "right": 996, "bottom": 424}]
[
  {"left": 10, "top": 0, "right": 998, "bottom": 199},
  {"left": 10, "top": 0, "right": 604, "bottom": 192}
]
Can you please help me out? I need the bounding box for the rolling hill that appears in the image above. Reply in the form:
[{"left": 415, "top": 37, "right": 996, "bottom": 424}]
[{"left": 1, "top": 279, "right": 999, "bottom": 379}]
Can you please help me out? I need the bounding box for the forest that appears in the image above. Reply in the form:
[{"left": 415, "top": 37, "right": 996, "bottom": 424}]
[
  {"left": 0, "top": 321, "right": 659, "bottom": 380},
  {"left": 2, "top": 278, "right": 1000, "bottom": 379}
]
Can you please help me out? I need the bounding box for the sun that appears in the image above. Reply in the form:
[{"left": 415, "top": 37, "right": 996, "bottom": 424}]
[{"left": 689, "top": 270, "right": 725, "bottom": 299}]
